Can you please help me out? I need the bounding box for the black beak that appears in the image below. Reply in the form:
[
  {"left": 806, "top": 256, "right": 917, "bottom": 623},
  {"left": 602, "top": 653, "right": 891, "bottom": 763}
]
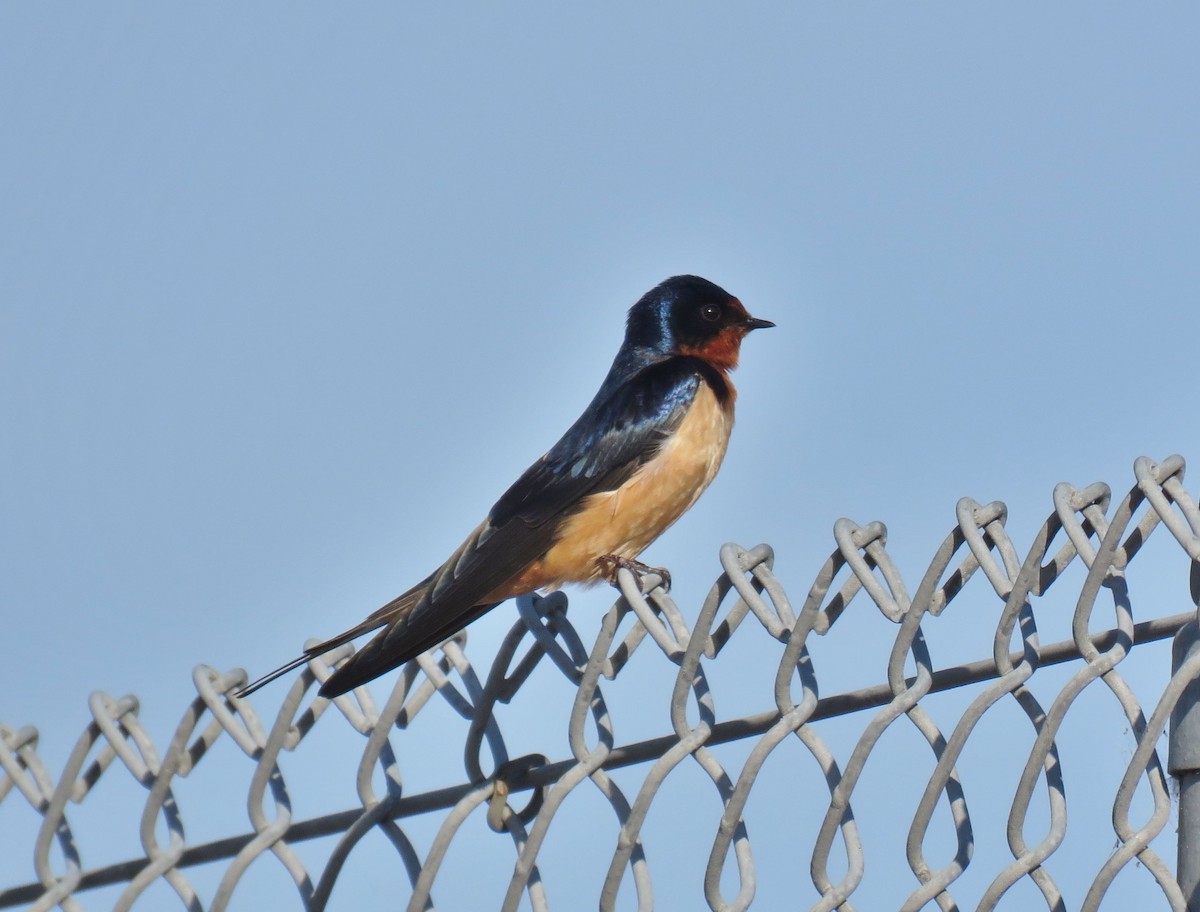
[{"left": 742, "top": 317, "right": 776, "bottom": 331}]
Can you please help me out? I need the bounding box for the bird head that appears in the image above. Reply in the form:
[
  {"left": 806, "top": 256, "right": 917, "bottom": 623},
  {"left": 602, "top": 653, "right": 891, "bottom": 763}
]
[{"left": 624, "top": 275, "right": 774, "bottom": 371}]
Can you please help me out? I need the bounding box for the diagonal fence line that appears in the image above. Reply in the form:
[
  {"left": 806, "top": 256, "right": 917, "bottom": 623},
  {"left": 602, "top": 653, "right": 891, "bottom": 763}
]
[{"left": 2, "top": 453, "right": 1200, "bottom": 910}]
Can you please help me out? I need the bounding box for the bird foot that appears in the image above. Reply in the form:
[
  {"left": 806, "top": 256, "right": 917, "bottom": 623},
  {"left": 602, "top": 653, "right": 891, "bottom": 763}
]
[{"left": 598, "top": 555, "right": 671, "bottom": 592}]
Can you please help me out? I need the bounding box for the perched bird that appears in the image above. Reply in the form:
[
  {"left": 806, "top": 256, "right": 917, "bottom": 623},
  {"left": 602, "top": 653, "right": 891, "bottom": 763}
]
[{"left": 239, "top": 275, "right": 773, "bottom": 698}]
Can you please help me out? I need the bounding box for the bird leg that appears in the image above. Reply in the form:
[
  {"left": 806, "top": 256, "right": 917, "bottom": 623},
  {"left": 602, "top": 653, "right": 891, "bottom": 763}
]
[{"left": 598, "top": 554, "right": 671, "bottom": 592}]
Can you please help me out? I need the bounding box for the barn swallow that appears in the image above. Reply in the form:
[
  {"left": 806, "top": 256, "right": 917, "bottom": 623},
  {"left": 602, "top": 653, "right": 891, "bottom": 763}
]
[{"left": 238, "top": 275, "right": 773, "bottom": 699}]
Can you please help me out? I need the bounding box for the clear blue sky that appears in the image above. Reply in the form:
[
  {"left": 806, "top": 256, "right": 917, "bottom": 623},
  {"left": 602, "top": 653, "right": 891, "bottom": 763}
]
[{"left": 2, "top": 4, "right": 1197, "bottom": 910}]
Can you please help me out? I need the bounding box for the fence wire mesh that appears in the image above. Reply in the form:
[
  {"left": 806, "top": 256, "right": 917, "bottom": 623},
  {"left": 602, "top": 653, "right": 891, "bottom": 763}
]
[{"left": 4, "top": 454, "right": 1200, "bottom": 911}]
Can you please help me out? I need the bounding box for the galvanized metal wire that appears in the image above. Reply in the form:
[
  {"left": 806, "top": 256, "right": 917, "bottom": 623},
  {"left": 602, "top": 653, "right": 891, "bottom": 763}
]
[{"left": 4, "top": 454, "right": 1200, "bottom": 910}]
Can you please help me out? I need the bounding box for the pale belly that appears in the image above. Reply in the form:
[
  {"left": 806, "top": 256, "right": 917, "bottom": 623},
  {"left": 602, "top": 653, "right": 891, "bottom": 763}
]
[{"left": 499, "top": 381, "right": 734, "bottom": 593}]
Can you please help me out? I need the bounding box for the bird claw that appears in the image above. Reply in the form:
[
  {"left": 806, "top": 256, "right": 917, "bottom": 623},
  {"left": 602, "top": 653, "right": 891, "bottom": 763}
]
[{"left": 598, "top": 555, "right": 671, "bottom": 592}]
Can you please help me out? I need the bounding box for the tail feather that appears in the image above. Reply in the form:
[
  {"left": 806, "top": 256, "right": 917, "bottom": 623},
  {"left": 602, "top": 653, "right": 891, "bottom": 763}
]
[
  {"left": 317, "top": 599, "right": 501, "bottom": 697},
  {"left": 233, "top": 653, "right": 313, "bottom": 698},
  {"left": 235, "top": 577, "right": 433, "bottom": 698}
]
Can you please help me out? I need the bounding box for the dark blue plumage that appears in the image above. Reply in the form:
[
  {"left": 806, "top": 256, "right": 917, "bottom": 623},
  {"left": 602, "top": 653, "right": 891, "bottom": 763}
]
[
  {"left": 239, "top": 275, "right": 773, "bottom": 698},
  {"left": 491, "top": 359, "right": 721, "bottom": 526}
]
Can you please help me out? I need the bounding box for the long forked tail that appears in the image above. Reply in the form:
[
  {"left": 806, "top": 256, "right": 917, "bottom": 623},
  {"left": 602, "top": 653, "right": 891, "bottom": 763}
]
[
  {"left": 234, "top": 576, "right": 434, "bottom": 698},
  {"left": 234, "top": 653, "right": 313, "bottom": 698},
  {"left": 316, "top": 598, "right": 501, "bottom": 697}
]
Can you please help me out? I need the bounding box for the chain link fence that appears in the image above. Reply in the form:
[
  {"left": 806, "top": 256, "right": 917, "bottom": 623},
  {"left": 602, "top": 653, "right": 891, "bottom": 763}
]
[{"left": 4, "top": 454, "right": 1200, "bottom": 911}]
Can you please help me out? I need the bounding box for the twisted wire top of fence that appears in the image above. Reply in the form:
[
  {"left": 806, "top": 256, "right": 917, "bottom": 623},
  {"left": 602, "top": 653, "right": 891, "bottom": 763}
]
[{"left": 3, "top": 454, "right": 1200, "bottom": 911}]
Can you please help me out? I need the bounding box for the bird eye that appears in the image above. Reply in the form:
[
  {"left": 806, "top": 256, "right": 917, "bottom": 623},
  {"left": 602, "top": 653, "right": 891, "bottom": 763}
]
[{"left": 700, "top": 303, "right": 722, "bottom": 322}]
